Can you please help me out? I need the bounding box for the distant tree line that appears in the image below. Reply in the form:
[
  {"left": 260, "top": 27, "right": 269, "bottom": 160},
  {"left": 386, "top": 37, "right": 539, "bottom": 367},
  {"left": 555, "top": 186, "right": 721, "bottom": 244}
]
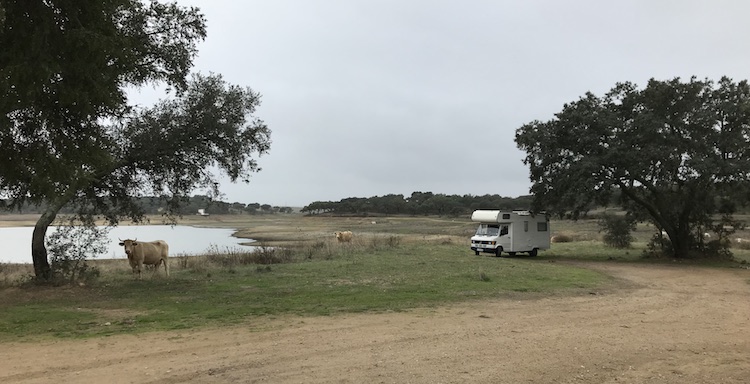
[
  {"left": 301, "top": 192, "right": 534, "bottom": 216},
  {"left": 0, "top": 195, "right": 294, "bottom": 217}
]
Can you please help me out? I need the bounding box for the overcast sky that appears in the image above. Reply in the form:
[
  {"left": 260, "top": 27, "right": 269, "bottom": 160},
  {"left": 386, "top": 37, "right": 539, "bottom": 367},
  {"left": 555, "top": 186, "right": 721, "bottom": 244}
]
[{"left": 128, "top": 0, "right": 750, "bottom": 207}]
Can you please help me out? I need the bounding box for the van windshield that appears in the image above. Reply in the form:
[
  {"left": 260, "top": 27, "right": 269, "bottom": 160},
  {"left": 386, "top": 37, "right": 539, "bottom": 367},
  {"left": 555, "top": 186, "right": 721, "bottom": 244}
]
[
  {"left": 476, "top": 224, "right": 500, "bottom": 236},
  {"left": 475, "top": 224, "right": 509, "bottom": 236}
]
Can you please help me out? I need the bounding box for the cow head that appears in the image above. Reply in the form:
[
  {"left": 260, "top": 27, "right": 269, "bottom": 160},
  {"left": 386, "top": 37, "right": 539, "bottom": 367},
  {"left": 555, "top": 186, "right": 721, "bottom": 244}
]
[{"left": 118, "top": 238, "right": 139, "bottom": 256}]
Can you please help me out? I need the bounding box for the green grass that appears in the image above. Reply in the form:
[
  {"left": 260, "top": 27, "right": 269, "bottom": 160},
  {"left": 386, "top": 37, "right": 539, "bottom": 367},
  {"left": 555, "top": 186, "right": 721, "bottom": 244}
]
[
  {"left": 0, "top": 242, "right": 607, "bottom": 341},
  {"left": 542, "top": 241, "right": 646, "bottom": 261}
]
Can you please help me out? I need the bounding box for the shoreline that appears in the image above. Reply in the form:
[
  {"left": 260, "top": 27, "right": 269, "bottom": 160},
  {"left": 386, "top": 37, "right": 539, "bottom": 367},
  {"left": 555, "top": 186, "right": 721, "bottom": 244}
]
[{"left": 0, "top": 217, "right": 259, "bottom": 265}]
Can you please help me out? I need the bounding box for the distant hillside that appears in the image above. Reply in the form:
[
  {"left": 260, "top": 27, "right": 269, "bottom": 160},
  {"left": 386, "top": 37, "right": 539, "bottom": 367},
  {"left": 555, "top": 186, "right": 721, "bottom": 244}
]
[
  {"left": 301, "top": 192, "right": 534, "bottom": 216},
  {"left": 0, "top": 195, "right": 294, "bottom": 216}
]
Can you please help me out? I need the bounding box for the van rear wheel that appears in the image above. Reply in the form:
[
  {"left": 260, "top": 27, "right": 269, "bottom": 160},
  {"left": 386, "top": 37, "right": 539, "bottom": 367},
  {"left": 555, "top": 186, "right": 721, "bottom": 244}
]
[{"left": 529, "top": 248, "right": 538, "bottom": 257}]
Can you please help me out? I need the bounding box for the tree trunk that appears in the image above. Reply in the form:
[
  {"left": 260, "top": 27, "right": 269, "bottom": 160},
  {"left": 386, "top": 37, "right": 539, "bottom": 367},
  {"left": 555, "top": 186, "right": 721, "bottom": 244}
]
[
  {"left": 31, "top": 207, "right": 59, "bottom": 280},
  {"left": 670, "top": 236, "right": 690, "bottom": 259},
  {"left": 669, "top": 225, "right": 693, "bottom": 259}
]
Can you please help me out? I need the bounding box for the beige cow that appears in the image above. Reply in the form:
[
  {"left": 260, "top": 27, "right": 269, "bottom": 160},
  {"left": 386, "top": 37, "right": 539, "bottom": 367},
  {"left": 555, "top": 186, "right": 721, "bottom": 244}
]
[
  {"left": 118, "top": 238, "right": 170, "bottom": 279},
  {"left": 334, "top": 231, "right": 353, "bottom": 242}
]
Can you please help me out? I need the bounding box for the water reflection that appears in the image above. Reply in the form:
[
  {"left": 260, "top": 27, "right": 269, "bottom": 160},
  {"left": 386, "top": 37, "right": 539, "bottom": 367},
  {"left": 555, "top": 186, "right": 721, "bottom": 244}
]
[{"left": 0, "top": 225, "right": 256, "bottom": 264}]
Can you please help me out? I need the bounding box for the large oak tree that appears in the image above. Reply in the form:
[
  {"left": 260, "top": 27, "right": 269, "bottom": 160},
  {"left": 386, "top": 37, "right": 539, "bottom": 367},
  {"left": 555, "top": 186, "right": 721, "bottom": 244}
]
[
  {"left": 515, "top": 77, "right": 750, "bottom": 258},
  {"left": 0, "top": 0, "right": 271, "bottom": 279}
]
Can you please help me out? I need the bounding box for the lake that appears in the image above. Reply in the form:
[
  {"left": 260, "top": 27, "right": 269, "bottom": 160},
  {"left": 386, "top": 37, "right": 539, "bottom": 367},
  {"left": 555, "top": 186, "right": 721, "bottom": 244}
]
[{"left": 0, "top": 225, "right": 256, "bottom": 264}]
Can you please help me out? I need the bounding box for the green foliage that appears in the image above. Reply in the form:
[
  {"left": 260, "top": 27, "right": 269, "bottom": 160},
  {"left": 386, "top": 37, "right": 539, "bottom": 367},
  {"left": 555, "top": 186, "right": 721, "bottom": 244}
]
[
  {"left": 0, "top": 0, "right": 208, "bottom": 207},
  {"left": 598, "top": 214, "right": 637, "bottom": 249},
  {"left": 703, "top": 239, "right": 733, "bottom": 260},
  {"left": 46, "top": 223, "right": 107, "bottom": 284},
  {"left": 644, "top": 232, "right": 673, "bottom": 258},
  {"left": 516, "top": 77, "right": 750, "bottom": 258}
]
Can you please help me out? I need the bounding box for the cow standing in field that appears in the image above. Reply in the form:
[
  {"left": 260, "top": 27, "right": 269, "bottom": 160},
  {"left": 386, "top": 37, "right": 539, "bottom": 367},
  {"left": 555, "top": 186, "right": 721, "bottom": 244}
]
[
  {"left": 334, "top": 231, "right": 353, "bottom": 242},
  {"left": 118, "top": 239, "right": 170, "bottom": 279}
]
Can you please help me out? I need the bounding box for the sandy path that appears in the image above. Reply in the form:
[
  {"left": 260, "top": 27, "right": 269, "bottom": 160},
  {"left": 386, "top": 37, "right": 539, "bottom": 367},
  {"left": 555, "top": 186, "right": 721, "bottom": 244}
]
[{"left": 1, "top": 262, "right": 749, "bottom": 383}]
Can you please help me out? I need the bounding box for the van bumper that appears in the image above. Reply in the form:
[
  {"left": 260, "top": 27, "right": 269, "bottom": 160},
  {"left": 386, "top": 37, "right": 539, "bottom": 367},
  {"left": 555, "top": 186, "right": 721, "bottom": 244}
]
[{"left": 471, "top": 246, "right": 500, "bottom": 254}]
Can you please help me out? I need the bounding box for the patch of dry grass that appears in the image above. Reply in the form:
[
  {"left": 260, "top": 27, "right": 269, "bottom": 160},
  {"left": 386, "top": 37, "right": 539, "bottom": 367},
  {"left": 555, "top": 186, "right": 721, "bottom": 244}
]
[{"left": 0, "top": 263, "right": 34, "bottom": 286}]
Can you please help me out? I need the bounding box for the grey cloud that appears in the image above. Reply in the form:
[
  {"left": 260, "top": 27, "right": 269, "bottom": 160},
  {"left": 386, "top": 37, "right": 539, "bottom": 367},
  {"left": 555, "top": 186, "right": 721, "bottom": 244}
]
[{"left": 139, "top": 0, "right": 750, "bottom": 206}]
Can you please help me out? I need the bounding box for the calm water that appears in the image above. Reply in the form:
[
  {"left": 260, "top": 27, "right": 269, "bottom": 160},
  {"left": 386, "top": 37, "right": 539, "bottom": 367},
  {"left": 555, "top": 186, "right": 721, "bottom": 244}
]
[{"left": 0, "top": 225, "right": 256, "bottom": 264}]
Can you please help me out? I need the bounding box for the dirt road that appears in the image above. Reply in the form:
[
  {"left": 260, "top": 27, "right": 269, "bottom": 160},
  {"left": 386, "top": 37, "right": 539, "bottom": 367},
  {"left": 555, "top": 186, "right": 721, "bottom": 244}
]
[{"left": 2, "top": 262, "right": 749, "bottom": 384}]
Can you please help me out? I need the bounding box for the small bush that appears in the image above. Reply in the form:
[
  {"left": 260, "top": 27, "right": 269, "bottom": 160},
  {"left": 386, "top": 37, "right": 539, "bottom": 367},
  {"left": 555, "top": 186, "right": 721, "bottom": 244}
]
[
  {"left": 252, "top": 245, "right": 294, "bottom": 264},
  {"left": 46, "top": 223, "right": 108, "bottom": 285},
  {"left": 598, "top": 214, "right": 636, "bottom": 249},
  {"left": 703, "top": 239, "right": 734, "bottom": 260},
  {"left": 643, "top": 233, "right": 673, "bottom": 258}
]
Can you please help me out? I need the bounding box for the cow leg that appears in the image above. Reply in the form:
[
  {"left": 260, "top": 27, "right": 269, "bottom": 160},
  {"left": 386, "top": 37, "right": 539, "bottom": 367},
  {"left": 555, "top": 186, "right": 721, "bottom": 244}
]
[
  {"left": 163, "top": 259, "right": 170, "bottom": 277},
  {"left": 128, "top": 256, "right": 137, "bottom": 279}
]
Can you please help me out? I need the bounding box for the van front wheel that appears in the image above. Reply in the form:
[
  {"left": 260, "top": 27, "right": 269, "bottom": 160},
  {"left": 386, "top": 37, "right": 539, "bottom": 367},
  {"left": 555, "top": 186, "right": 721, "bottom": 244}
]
[{"left": 495, "top": 247, "right": 502, "bottom": 257}]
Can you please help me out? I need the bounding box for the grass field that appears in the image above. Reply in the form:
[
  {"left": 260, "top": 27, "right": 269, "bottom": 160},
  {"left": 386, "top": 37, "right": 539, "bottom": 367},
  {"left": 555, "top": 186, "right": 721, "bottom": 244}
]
[{"left": 1, "top": 213, "right": 748, "bottom": 341}]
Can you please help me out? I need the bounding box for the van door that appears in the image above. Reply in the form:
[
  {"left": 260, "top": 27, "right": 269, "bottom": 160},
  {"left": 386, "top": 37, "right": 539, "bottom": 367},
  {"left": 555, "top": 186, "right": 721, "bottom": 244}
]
[{"left": 524, "top": 221, "right": 532, "bottom": 248}]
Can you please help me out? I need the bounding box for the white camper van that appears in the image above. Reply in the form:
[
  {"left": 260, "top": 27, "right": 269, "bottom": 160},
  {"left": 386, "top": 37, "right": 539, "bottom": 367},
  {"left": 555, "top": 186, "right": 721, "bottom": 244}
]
[{"left": 470, "top": 210, "right": 550, "bottom": 257}]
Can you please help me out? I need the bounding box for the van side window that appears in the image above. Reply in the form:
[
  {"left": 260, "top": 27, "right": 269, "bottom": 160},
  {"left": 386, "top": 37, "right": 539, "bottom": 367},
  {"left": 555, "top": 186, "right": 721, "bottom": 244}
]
[
  {"left": 500, "top": 225, "right": 509, "bottom": 236},
  {"left": 502, "top": 214, "right": 510, "bottom": 219},
  {"left": 537, "top": 222, "right": 548, "bottom": 231},
  {"left": 524, "top": 221, "right": 528, "bottom": 232}
]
